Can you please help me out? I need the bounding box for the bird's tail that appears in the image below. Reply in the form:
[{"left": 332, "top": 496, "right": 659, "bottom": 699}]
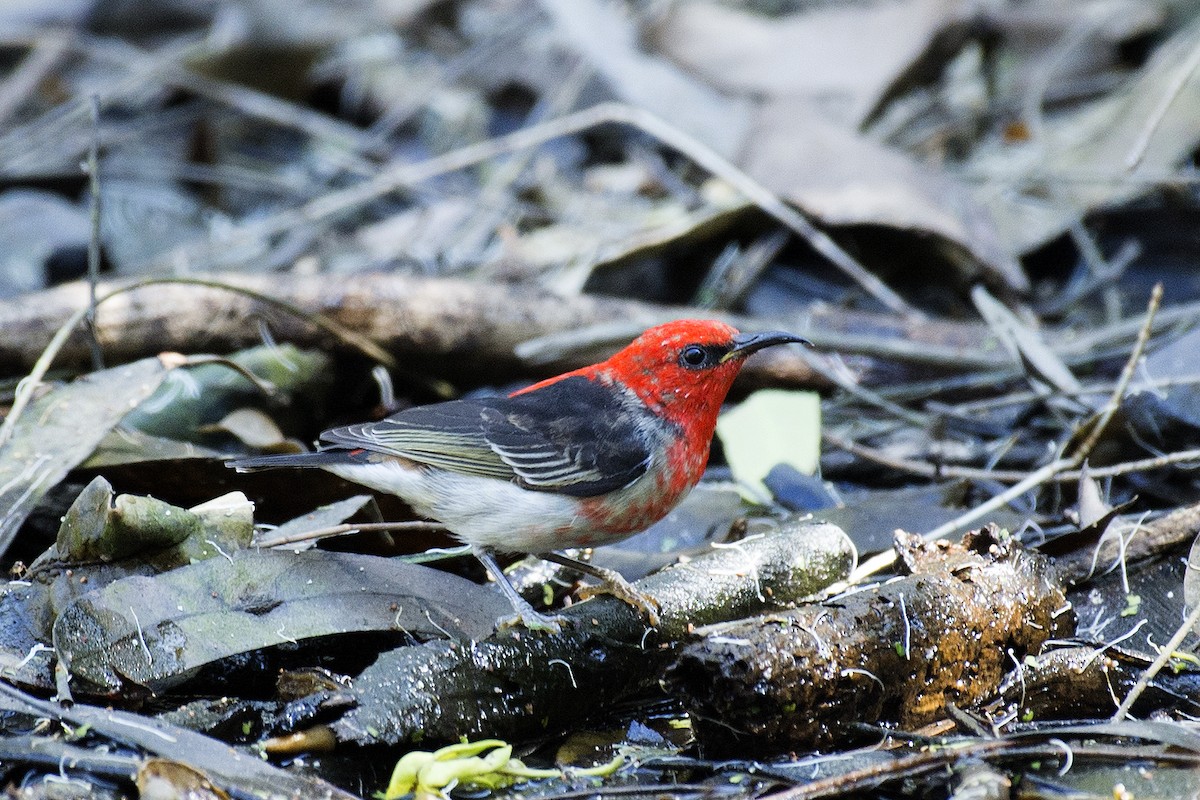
[{"left": 226, "top": 451, "right": 354, "bottom": 472}]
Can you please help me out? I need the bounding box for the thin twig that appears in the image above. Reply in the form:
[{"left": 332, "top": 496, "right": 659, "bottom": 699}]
[
  {"left": 764, "top": 738, "right": 1200, "bottom": 800},
  {"left": 1111, "top": 600, "right": 1200, "bottom": 721},
  {"left": 608, "top": 105, "right": 921, "bottom": 319},
  {"left": 811, "top": 358, "right": 930, "bottom": 426},
  {"left": 945, "top": 371, "right": 1200, "bottom": 415},
  {"left": 256, "top": 520, "right": 446, "bottom": 549},
  {"left": 1072, "top": 283, "right": 1162, "bottom": 462},
  {"left": 849, "top": 455, "right": 1076, "bottom": 582},
  {"left": 0, "top": 301, "right": 106, "bottom": 448},
  {"left": 955, "top": 164, "right": 1200, "bottom": 188},
  {"left": 1021, "top": 10, "right": 1111, "bottom": 144},
  {"left": 824, "top": 435, "right": 1200, "bottom": 485},
  {"left": 0, "top": 33, "right": 69, "bottom": 128},
  {"left": 180, "top": 355, "right": 278, "bottom": 397},
  {"left": 1055, "top": 293, "right": 1199, "bottom": 358},
  {"left": 167, "top": 65, "right": 378, "bottom": 162},
  {"left": 84, "top": 95, "right": 104, "bottom": 371},
  {"left": 0, "top": 31, "right": 378, "bottom": 184}
]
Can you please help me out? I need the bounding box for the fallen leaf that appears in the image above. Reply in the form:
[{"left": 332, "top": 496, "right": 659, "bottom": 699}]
[
  {"left": 0, "top": 357, "right": 175, "bottom": 559},
  {"left": 54, "top": 549, "right": 508, "bottom": 692},
  {"left": 716, "top": 390, "right": 820, "bottom": 498}
]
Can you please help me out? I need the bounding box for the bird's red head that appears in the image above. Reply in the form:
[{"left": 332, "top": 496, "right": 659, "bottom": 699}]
[
  {"left": 592, "top": 319, "right": 808, "bottom": 434},
  {"left": 508, "top": 319, "right": 809, "bottom": 517}
]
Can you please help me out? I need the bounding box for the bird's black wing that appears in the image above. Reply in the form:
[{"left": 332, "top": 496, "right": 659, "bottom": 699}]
[
  {"left": 320, "top": 399, "right": 516, "bottom": 481},
  {"left": 482, "top": 376, "right": 655, "bottom": 496},
  {"left": 319, "top": 376, "right": 654, "bottom": 497}
]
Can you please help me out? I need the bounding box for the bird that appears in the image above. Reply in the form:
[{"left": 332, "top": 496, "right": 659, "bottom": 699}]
[{"left": 229, "top": 319, "right": 809, "bottom": 632}]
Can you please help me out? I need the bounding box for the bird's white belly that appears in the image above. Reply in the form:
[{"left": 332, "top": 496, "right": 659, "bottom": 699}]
[{"left": 324, "top": 461, "right": 589, "bottom": 553}]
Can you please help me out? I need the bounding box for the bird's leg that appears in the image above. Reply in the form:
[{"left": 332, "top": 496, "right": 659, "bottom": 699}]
[
  {"left": 472, "top": 547, "right": 570, "bottom": 633},
  {"left": 541, "top": 551, "right": 661, "bottom": 627}
]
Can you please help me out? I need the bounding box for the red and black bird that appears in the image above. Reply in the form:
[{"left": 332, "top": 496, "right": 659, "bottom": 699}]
[{"left": 230, "top": 319, "right": 808, "bottom": 631}]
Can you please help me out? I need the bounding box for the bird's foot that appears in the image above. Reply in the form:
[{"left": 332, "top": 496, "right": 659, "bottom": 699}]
[
  {"left": 496, "top": 602, "right": 571, "bottom": 634},
  {"left": 577, "top": 567, "right": 661, "bottom": 627},
  {"left": 474, "top": 546, "right": 570, "bottom": 634}
]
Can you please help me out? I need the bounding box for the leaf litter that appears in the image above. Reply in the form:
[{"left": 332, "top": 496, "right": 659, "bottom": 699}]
[{"left": 4, "top": 1, "right": 1200, "bottom": 798}]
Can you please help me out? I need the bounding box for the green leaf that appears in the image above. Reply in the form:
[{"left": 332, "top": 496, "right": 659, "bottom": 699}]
[{"left": 715, "top": 389, "right": 820, "bottom": 497}]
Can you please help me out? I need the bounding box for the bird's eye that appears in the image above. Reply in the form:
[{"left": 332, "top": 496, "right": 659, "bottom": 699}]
[{"left": 679, "top": 344, "right": 710, "bottom": 369}]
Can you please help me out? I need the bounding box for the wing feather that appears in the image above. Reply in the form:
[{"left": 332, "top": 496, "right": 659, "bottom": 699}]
[{"left": 316, "top": 376, "right": 656, "bottom": 497}]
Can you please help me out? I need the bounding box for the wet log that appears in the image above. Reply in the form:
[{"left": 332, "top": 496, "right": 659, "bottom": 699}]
[
  {"left": 998, "top": 645, "right": 1200, "bottom": 721},
  {"left": 664, "top": 526, "right": 1075, "bottom": 753},
  {"left": 332, "top": 520, "right": 855, "bottom": 745}
]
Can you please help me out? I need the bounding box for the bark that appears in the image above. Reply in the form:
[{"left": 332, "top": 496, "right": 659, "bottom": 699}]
[
  {"left": 664, "top": 526, "right": 1074, "bottom": 753},
  {"left": 998, "top": 645, "right": 1200, "bottom": 720},
  {"left": 0, "top": 272, "right": 994, "bottom": 384},
  {"left": 332, "top": 520, "right": 856, "bottom": 745}
]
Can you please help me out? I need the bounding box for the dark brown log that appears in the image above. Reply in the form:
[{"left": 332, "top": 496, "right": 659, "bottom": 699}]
[
  {"left": 664, "top": 526, "right": 1074, "bottom": 753},
  {"left": 998, "top": 645, "right": 1200, "bottom": 721}
]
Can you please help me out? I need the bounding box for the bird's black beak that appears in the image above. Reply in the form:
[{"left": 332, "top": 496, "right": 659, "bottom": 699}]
[{"left": 721, "top": 330, "right": 812, "bottom": 362}]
